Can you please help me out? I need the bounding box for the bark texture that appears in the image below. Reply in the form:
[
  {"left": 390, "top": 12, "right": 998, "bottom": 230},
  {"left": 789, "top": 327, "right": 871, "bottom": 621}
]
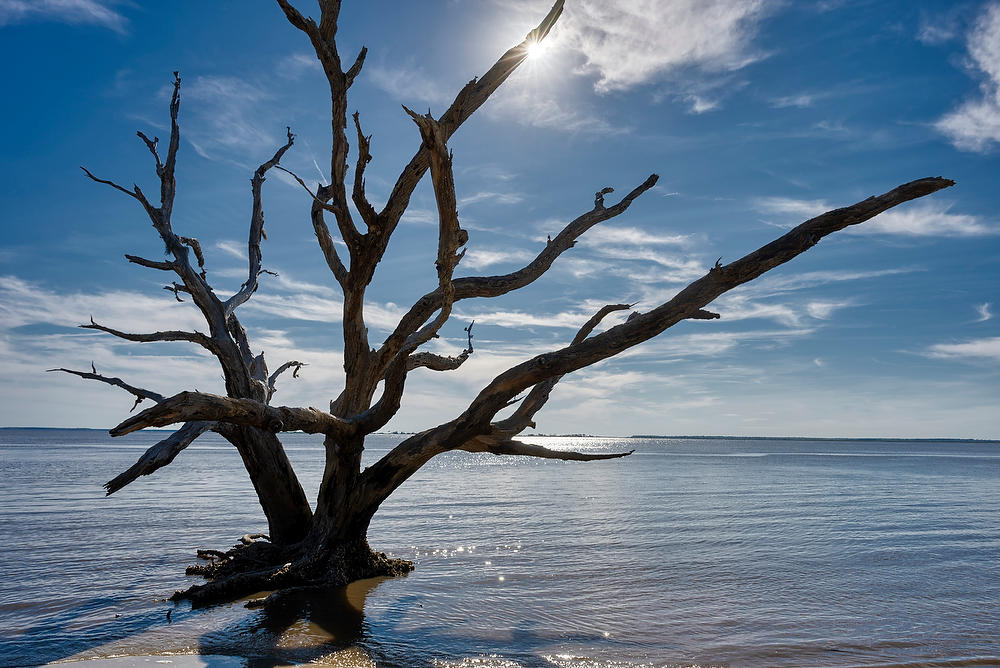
[{"left": 65, "top": 0, "right": 955, "bottom": 606}]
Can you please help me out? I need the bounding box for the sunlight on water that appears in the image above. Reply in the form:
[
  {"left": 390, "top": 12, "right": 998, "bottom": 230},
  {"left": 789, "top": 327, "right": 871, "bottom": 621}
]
[{"left": 1, "top": 431, "right": 999, "bottom": 667}]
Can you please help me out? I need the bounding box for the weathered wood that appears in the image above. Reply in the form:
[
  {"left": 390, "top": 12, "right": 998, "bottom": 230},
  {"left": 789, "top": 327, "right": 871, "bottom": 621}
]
[
  {"left": 110, "top": 391, "right": 351, "bottom": 437},
  {"left": 104, "top": 421, "right": 213, "bottom": 495}
]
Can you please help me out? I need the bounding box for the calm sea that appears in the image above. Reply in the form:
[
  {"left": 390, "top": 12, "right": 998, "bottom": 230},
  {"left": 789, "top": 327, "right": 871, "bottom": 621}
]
[{"left": 1, "top": 429, "right": 998, "bottom": 667}]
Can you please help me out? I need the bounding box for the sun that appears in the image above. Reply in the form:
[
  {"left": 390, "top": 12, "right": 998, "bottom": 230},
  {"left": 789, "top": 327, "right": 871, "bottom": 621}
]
[{"left": 525, "top": 39, "right": 549, "bottom": 60}]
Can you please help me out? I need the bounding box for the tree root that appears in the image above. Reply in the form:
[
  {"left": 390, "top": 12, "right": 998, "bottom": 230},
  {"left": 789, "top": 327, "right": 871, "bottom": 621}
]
[{"left": 171, "top": 535, "right": 413, "bottom": 608}]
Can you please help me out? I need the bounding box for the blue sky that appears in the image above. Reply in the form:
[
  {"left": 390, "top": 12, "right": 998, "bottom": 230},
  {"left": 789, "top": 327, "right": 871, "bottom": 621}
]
[{"left": 0, "top": 0, "right": 997, "bottom": 438}]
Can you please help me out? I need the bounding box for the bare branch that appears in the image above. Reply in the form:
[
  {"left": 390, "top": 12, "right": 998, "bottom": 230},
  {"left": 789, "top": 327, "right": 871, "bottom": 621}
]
[
  {"left": 125, "top": 254, "right": 173, "bottom": 271},
  {"left": 48, "top": 366, "right": 165, "bottom": 407},
  {"left": 407, "top": 350, "right": 471, "bottom": 372},
  {"left": 405, "top": 321, "right": 475, "bottom": 372},
  {"left": 81, "top": 317, "right": 216, "bottom": 352},
  {"left": 104, "top": 421, "right": 213, "bottom": 495},
  {"left": 267, "top": 361, "right": 306, "bottom": 401},
  {"left": 459, "top": 434, "right": 633, "bottom": 461},
  {"left": 351, "top": 111, "right": 377, "bottom": 228},
  {"left": 275, "top": 0, "right": 316, "bottom": 36},
  {"left": 178, "top": 236, "right": 207, "bottom": 281},
  {"left": 494, "top": 304, "right": 630, "bottom": 435},
  {"left": 345, "top": 46, "right": 367, "bottom": 87},
  {"left": 225, "top": 127, "right": 297, "bottom": 317},
  {"left": 310, "top": 201, "right": 349, "bottom": 287},
  {"left": 79, "top": 166, "right": 158, "bottom": 220},
  {"left": 136, "top": 131, "right": 163, "bottom": 176},
  {"left": 110, "top": 391, "right": 353, "bottom": 438},
  {"left": 274, "top": 165, "right": 338, "bottom": 213}
]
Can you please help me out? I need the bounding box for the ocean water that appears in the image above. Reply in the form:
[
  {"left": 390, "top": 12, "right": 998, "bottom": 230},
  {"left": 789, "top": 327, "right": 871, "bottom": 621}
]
[{"left": 0, "top": 429, "right": 998, "bottom": 667}]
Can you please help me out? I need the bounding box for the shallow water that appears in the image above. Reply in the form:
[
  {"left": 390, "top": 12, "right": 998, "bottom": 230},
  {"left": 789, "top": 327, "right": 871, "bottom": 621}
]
[{"left": 1, "top": 429, "right": 998, "bottom": 667}]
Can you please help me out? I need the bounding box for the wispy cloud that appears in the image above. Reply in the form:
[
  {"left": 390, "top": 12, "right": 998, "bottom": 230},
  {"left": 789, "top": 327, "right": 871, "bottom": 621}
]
[
  {"left": 754, "top": 197, "right": 996, "bottom": 237},
  {"left": 366, "top": 63, "right": 451, "bottom": 106},
  {"left": 579, "top": 225, "right": 691, "bottom": 247},
  {"left": 400, "top": 207, "right": 438, "bottom": 226},
  {"left": 732, "top": 267, "right": 918, "bottom": 300},
  {"left": 277, "top": 52, "right": 322, "bottom": 79},
  {"left": 243, "top": 292, "right": 405, "bottom": 331},
  {"left": 459, "top": 191, "right": 524, "bottom": 207},
  {"left": 0, "top": 0, "right": 127, "bottom": 33},
  {"left": 488, "top": 80, "right": 627, "bottom": 135},
  {"left": 179, "top": 76, "right": 277, "bottom": 163},
  {"left": 622, "top": 327, "right": 817, "bottom": 360},
  {"left": 935, "top": 2, "right": 1000, "bottom": 152},
  {"left": 925, "top": 336, "right": 1000, "bottom": 362},
  {"left": 771, "top": 93, "right": 815, "bottom": 109},
  {"left": 975, "top": 302, "right": 993, "bottom": 322},
  {"left": 214, "top": 240, "right": 247, "bottom": 261}
]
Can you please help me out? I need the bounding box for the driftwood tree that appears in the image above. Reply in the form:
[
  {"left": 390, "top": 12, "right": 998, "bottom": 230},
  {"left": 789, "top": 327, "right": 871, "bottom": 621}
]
[{"left": 60, "top": 0, "right": 954, "bottom": 606}]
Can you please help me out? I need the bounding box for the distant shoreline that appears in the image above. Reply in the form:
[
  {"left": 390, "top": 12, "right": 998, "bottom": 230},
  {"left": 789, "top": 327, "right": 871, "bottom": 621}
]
[{"left": 1, "top": 426, "right": 996, "bottom": 443}]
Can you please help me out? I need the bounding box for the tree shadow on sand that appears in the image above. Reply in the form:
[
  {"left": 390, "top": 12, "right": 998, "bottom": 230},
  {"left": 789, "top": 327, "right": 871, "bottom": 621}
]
[
  {"left": 192, "top": 574, "right": 625, "bottom": 668},
  {"left": 194, "top": 576, "right": 390, "bottom": 666}
]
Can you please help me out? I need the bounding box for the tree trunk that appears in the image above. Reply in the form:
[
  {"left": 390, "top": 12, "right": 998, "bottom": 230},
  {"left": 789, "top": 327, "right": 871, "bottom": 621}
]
[{"left": 221, "top": 426, "right": 313, "bottom": 545}]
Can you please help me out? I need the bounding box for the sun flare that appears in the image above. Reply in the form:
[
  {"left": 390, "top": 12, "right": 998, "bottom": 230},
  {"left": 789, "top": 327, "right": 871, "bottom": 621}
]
[{"left": 525, "top": 39, "right": 549, "bottom": 60}]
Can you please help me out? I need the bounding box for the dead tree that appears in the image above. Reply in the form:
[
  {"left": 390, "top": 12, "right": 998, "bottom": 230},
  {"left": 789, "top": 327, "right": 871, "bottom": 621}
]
[{"left": 59, "top": 0, "right": 954, "bottom": 607}]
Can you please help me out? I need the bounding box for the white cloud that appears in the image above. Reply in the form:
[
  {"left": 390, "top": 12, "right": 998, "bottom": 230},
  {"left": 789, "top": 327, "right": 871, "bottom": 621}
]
[
  {"left": 935, "top": 2, "right": 1000, "bottom": 152},
  {"left": 975, "top": 302, "right": 993, "bottom": 322},
  {"left": 685, "top": 95, "right": 720, "bottom": 114},
  {"left": 552, "top": 0, "right": 773, "bottom": 93},
  {"left": 925, "top": 337, "right": 1000, "bottom": 362},
  {"left": 462, "top": 248, "right": 536, "bottom": 270},
  {"left": 805, "top": 300, "right": 853, "bottom": 320},
  {"left": 0, "top": 0, "right": 127, "bottom": 33},
  {"left": 580, "top": 225, "right": 690, "bottom": 247},
  {"left": 452, "top": 307, "right": 595, "bottom": 330},
  {"left": 852, "top": 201, "right": 995, "bottom": 237},
  {"left": 753, "top": 196, "right": 827, "bottom": 219},
  {"left": 243, "top": 292, "right": 406, "bottom": 331},
  {"left": 754, "top": 196, "right": 995, "bottom": 237},
  {"left": 0, "top": 275, "right": 205, "bottom": 334}
]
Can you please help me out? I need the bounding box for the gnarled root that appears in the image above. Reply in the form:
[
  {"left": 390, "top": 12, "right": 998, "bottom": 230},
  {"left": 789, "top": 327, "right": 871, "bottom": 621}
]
[{"left": 171, "top": 535, "right": 413, "bottom": 608}]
